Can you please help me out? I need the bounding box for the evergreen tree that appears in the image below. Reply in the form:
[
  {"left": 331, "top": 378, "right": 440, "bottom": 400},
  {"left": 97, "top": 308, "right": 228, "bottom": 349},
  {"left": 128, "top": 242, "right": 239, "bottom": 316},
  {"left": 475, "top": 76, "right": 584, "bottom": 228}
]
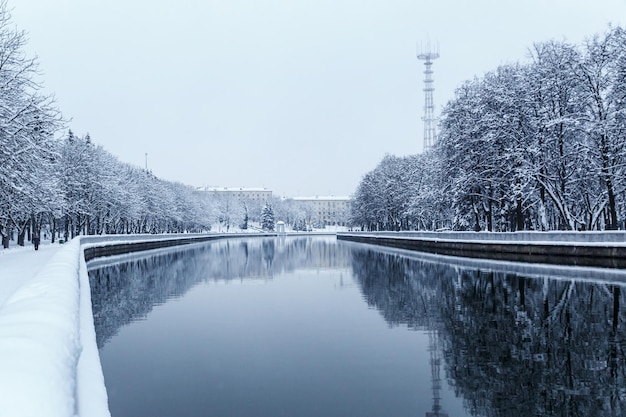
[
  {"left": 240, "top": 203, "right": 249, "bottom": 230},
  {"left": 293, "top": 216, "right": 307, "bottom": 231},
  {"left": 260, "top": 203, "right": 275, "bottom": 231}
]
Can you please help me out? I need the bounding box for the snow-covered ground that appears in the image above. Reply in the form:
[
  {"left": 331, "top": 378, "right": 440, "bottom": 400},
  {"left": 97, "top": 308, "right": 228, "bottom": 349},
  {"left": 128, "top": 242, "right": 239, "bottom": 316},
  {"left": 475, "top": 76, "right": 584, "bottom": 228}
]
[
  {"left": 0, "top": 238, "right": 109, "bottom": 417},
  {"left": 0, "top": 241, "right": 61, "bottom": 306},
  {"left": 0, "top": 232, "right": 280, "bottom": 417},
  {"left": 0, "top": 230, "right": 343, "bottom": 417},
  {"left": 1, "top": 230, "right": 625, "bottom": 416}
]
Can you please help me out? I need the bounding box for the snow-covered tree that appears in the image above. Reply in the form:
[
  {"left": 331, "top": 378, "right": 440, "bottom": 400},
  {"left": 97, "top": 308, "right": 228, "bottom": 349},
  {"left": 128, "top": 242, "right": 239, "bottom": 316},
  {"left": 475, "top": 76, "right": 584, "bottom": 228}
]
[
  {"left": 351, "top": 154, "right": 422, "bottom": 231},
  {"left": 352, "top": 25, "right": 626, "bottom": 232},
  {"left": 260, "top": 203, "right": 275, "bottom": 231},
  {"left": 214, "top": 193, "right": 244, "bottom": 232},
  {"left": 293, "top": 216, "right": 307, "bottom": 231},
  {"left": 240, "top": 202, "right": 249, "bottom": 230},
  {"left": 0, "top": 1, "right": 63, "bottom": 247},
  {"left": 525, "top": 40, "right": 585, "bottom": 230},
  {"left": 574, "top": 26, "right": 626, "bottom": 230}
]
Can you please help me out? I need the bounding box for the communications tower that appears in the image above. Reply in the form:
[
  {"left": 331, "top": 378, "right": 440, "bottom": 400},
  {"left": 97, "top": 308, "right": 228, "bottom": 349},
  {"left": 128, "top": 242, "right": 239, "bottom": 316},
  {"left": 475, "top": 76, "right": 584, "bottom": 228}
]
[
  {"left": 417, "top": 41, "right": 440, "bottom": 151},
  {"left": 425, "top": 330, "right": 448, "bottom": 417}
]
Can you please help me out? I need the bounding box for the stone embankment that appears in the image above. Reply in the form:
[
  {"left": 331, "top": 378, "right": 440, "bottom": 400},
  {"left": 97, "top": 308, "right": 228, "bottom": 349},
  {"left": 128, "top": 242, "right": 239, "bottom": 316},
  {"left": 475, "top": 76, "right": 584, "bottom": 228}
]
[
  {"left": 81, "top": 233, "right": 222, "bottom": 261},
  {"left": 337, "top": 231, "right": 626, "bottom": 268}
]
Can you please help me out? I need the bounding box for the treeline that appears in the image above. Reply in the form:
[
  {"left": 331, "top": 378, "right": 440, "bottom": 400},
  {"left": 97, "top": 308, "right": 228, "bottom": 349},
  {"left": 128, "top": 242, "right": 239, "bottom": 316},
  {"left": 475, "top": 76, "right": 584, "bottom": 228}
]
[
  {"left": 351, "top": 25, "right": 626, "bottom": 232},
  {"left": 0, "top": 0, "right": 328, "bottom": 248},
  {"left": 3, "top": 127, "right": 215, "bottom": 247},
  {"left": 0, "top": 2, "right": 211, "bottom": 247}
]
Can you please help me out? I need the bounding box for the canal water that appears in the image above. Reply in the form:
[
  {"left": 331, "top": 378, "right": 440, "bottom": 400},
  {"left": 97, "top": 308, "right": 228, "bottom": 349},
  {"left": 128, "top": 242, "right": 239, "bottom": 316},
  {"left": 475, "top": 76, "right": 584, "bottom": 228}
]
[{"left": 88, "top": 236, "right": 626, "bottom": 417}]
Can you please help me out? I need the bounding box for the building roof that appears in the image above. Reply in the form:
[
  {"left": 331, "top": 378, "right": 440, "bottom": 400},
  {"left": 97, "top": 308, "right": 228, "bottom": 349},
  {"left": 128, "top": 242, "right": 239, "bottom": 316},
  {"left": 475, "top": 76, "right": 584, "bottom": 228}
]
[
  {"left": 197, "top": 186, "right": 271, "bottom": 192},
  {"left": 291, "top": 196, "right": 351, "bottom": 201}
]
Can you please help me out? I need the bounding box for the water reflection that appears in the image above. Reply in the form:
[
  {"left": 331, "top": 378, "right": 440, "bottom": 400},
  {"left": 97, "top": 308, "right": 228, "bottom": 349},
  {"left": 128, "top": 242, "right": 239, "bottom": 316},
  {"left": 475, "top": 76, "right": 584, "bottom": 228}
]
[
  {"left": 348, "top": 245, "right": 626, "bottom": 417},
  {"left": 93, "top": 237, "right": 446, "bottom": 417},
  {"left": 90, "top": 237, "right": 626, "bottom": 417},
  {"left": 89, "top": 236, "right": 349, "bottom": 348}
]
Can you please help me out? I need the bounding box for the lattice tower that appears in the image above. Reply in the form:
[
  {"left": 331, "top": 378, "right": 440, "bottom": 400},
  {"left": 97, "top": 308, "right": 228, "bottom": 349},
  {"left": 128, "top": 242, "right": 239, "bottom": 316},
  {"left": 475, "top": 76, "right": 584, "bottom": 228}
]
[
  {"left": 425, "top": 330, "right": 448, "bottom": 417},
  {"left": 417, "top": 42, "right": 440, "bottom": 151}
]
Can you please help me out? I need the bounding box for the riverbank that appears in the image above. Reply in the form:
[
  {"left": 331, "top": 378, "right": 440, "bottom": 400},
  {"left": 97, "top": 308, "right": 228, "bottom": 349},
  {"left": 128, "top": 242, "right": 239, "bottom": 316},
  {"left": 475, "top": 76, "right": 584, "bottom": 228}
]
[
  {"left": 337, "top": 231, "right": 626, "bottom": 268},
  {"left": 0, "top": 233, "right": 276, "bottom": 417},
  {"left": 5, "top": 230, "right": 626, "bottom": 416}
]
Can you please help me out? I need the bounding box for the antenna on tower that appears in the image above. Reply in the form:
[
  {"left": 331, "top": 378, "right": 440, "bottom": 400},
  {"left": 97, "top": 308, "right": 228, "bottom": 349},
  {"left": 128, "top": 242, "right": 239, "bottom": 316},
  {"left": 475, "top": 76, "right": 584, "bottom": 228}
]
[{"left": 417, "top": 39, "right": 440, "bottom": 152}]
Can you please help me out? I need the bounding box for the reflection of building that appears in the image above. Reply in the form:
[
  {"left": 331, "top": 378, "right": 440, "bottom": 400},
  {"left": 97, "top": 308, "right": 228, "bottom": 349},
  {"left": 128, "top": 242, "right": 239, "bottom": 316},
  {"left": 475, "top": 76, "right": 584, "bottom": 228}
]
[
  {"left": 197, "top": 187, "right": 272, "bottom": 204},
  {"left": 291, "top": 196, "right": 351, "bottom": 227}
]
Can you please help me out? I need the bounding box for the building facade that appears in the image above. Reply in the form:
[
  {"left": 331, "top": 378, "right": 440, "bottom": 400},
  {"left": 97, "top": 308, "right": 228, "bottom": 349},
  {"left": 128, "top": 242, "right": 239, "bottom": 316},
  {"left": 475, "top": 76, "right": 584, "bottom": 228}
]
[
  {"left": 197, "top": 187, "right": 272, "bottom": 204},
  {"left": 291, "top": 196, "right": 351, "bottom": 227}
]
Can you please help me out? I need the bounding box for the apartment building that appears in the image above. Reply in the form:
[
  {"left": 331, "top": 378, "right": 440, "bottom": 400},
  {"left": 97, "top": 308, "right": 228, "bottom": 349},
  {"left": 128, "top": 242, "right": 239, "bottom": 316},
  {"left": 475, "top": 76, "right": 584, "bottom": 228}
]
[
  {"left": 291, "top": 196, "right": 351, "bottom": 227},
  {"left": 197, "top": 187, "right": 272, "bottom": 204}
]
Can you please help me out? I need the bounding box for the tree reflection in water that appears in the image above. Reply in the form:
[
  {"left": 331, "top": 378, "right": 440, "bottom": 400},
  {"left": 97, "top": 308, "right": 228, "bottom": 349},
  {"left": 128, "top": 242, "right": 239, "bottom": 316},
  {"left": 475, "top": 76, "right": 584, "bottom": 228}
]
[
  {"left": 88, "top": 236, "right": 348, "bottom": 348},
  {"left": 89, "top": 238, "right": 626, "bottom": 416},
  {"left": 349, "top": 245, "right": 626, "bottom": 417}
]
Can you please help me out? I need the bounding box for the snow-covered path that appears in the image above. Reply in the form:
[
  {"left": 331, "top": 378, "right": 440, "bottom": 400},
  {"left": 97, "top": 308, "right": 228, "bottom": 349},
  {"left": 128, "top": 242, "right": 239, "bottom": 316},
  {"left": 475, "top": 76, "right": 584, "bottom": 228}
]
[
  {"left": 0, "top": 241, "right": 61, "bottom": 307},
  {"left": 0, "top": 239, "right": 110, "bottom": 417}
]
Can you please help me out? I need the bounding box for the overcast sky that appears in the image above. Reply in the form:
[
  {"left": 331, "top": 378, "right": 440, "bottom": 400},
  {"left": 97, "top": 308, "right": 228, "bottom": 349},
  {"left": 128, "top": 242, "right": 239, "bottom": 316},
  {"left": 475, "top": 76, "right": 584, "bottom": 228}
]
[{"left": 10, "top": 0, "right": 626, "bottom": 197}]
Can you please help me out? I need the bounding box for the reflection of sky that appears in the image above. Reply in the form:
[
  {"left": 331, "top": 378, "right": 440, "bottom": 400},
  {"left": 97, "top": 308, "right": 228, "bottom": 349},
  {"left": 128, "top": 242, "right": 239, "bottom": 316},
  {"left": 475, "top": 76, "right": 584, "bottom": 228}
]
[
  {"left": 94, "top": 236, "right": 626, "bottom": 416},
  {"left": 99, "top": 265, "right": 469, "bottom": 417}
]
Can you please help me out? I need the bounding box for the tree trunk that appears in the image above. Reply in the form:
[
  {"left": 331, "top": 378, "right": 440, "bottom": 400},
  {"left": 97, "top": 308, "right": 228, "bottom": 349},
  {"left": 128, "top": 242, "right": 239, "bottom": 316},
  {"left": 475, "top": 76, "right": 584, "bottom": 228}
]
[
  {"left": 64, "top": 214, "right": 69, "bottom": 242},
  {"left": 487, "top": 198, "right": 493, "bottom": 232},
  {"left": 606, "top": 177, "right": 618, "bottom": 230},
  {"left": 473, "top": 209, "right": 481, "bottom": 232},
  {"left": 17, "top": 228, "right": 26, "bottom": 246},
  {"left": 516, "top": 197, "right": 524, "bottom": 231}
]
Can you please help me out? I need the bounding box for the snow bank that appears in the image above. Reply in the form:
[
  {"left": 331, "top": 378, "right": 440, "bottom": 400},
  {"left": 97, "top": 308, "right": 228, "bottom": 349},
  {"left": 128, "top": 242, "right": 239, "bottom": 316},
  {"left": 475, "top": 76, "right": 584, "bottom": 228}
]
[
  {"left": 0, "top": 238, "right": 110, "bottom": 417},
  {"left": 0, "top": 232, "right": 297, "bottom": 417},
  {"left": 76, "top": 242, "right": 110, "bottom": 417},
  {"left": 0, "top": 238, "right": 82, "bottom": 417}
]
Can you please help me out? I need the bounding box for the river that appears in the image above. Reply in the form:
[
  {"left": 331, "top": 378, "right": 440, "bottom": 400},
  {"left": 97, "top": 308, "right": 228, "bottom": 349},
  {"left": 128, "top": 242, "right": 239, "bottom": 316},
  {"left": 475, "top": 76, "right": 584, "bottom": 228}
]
[{"left": 88, "top": 235, "right": 626, "bottom": 417}]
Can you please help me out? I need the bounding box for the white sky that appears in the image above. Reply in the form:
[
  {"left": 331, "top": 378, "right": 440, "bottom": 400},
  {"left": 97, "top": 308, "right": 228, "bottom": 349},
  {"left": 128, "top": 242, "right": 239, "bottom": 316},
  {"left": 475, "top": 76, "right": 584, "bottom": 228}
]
[{"left": 10, "top": 0, "right": 626, "bottom": 197}]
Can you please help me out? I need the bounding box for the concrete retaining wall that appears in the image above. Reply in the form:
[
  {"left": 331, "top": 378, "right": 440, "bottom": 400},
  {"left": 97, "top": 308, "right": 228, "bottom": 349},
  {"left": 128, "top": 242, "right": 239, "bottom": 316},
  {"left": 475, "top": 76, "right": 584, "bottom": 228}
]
[
  {"left": 337, "top": 232, "right": 626, "bottom": 268},
  {"left": 76, "top": 232, "right": 276, "bottom": 416},
  {"left": 82, "top": 234, "right": 222, "bottom": 262},
  {"left": 81, "top": 231, "right": 331, "bottom": 262}
]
